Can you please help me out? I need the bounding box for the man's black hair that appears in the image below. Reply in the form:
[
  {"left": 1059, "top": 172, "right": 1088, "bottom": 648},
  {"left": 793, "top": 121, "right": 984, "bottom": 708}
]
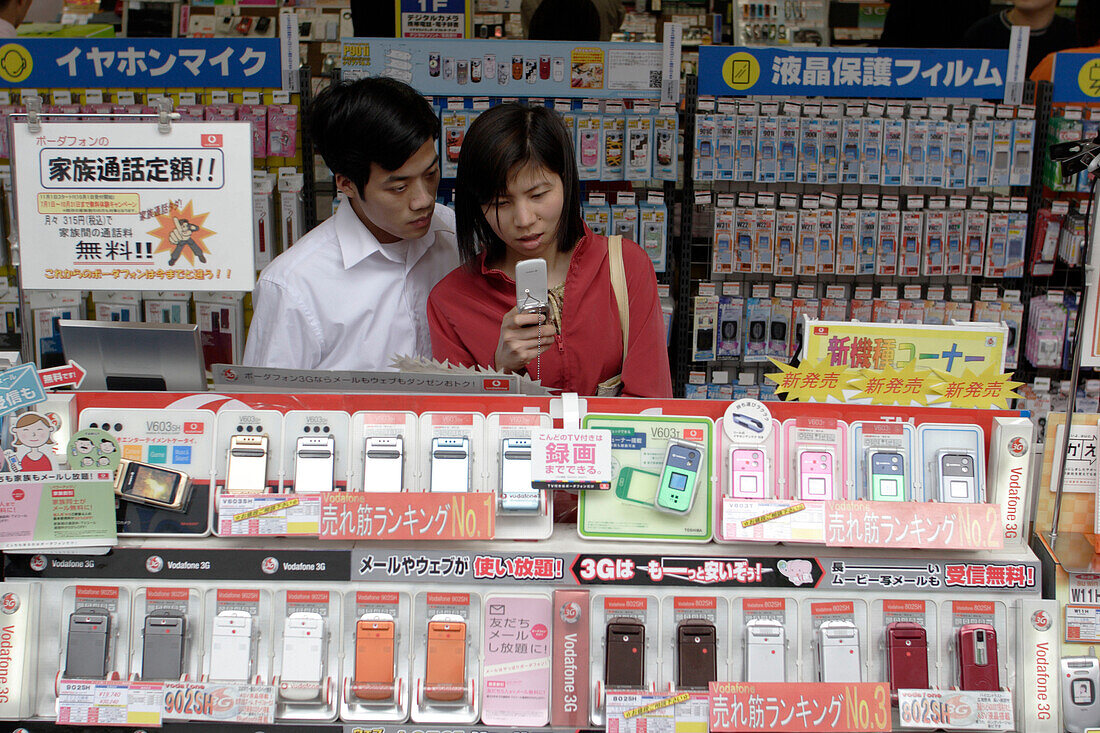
[
  {"left": 1079, "top": 0, "right": 1100, "bottom": 46},
  {"left": 529, "top": 0, "right": 600, "bottom": 41},
  {"left": 455, "top": 103, "right": 584, "bottom": 266},
  {"left": 309, "top": 77, "right": 440, "bottom": 193}
]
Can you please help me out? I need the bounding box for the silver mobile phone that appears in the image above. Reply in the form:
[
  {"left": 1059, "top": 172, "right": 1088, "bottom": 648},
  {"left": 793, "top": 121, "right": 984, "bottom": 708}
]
[
  {"left": 364, "top": 436, "right": 404, "bottom": 492},
  {"left": 293, "top": 434, "right": 335, "bottom": 493},
  {"left": 430, "top": 436, "right": 471, "bottom": 493},
  {"left": 515, "top": 257, "right": 548, "bottom": 314},
  {"left": 225, "top": 434, "right": 269, "bottom": 494},
  {"left": 1062, "top": 654, "right": 1100, "bottom": 733},
  {"left": 500, "top": 438, "right": 539, "bottom": 512},
  {"left": 745, "top": 619, "right": 786, "bottom": 682},
  {"left": 142, "top": 612, "right": 185, "bottom": 681},
  {"left": 209, "top": 610, "right": 253, "bottom": 682},
  {"left": 279, "top": 611, "right": 325, "bottom": 700},
  {"left": 935, "top": 449, "right": 981, "bottom": 503},
  {"left": 817, "top": 621, "right": 862, "bottom": 682},
  {"left": 65, "top": 607, "right": 111, "bottom": 679}
]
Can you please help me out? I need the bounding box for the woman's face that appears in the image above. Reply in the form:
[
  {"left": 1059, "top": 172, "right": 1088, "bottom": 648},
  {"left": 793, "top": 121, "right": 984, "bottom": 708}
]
[
  {"left": 14, "top": 422, "right": 49, "bottom": 448},
  {"left": 482, "top": 163, "right": 564, "bottom": 264}
]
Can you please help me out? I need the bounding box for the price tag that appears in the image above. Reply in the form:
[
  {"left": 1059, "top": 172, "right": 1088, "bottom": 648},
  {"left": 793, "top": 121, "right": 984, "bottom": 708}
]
[
  {"left": 897, "top": 689, "right": 1014, "bottom": 730},
  {"left": 531, "top": 429, "right": 612, "bottom": 490},
  {"left": 57, "top": 680, "right": 163, "bottom": 726}
]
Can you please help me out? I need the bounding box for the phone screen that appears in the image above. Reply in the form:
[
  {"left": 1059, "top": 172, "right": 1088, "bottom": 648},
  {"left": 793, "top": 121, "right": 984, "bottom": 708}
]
[
  {"left": 617, "top": 468, "right": 659, "bottom": 505},
  {"left": 123, "top": 464, "right": 180, "bottom": 504}
]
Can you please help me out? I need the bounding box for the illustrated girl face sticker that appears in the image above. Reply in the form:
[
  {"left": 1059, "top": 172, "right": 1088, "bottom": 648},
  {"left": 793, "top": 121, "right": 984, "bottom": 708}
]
[{"left": 11, "top": 413, "right": 55, "bottom": 451}]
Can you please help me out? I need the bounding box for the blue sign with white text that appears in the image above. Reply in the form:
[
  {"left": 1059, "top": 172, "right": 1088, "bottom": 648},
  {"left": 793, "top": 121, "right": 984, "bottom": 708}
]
[
  {"left": 0, "top": 38, "right": 283, "bottom": 89},
  {"left": 698, "top": 46, "right": 1010, "bottom": 100},
  {"left": 0, "top": 363, "right": 47, "bottom": 417},
  {"left": 1051, "top": 52, "right": 1100, "bottom": 102}
]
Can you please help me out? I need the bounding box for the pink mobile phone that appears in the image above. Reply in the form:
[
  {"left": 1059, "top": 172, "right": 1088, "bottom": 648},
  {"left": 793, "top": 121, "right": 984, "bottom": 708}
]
[
  {"left": 581, "top": 132, "right": 599, "bottom": 166},
  {"left": 798, "top": 448, "right": 834, "bottom": 500},
  {"left": 730, "top": 448, "right": 768, "bottom": 499}
]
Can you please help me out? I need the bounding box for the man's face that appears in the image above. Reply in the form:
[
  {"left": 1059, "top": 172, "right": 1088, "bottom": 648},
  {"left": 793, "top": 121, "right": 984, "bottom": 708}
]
[
  {"left": 337, "top": 139, "right": 441, "bottom": 244},
  {"left": 1013, "top": 0, "right": 1057, "bottom": 11}
]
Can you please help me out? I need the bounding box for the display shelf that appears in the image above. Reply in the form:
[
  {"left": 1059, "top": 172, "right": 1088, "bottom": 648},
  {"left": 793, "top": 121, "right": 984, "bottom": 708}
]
[{"left": 4, "top": 528, "right": 1044, "bottom": 598}]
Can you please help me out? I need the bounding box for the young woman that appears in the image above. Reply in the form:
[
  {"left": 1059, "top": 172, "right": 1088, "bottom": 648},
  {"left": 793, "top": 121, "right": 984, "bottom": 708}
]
[{"left": 427, "top": 103, "right": 672, "bottom": 397}]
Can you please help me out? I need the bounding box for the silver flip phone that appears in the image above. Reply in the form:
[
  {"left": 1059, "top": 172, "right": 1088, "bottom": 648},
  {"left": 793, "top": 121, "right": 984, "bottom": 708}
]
[
  {"left": 817, "top": 621, "right": 862, "bottom": 683},
  {"left": 499, "top": 438, "right": 539, "bottom": 512},
  {"left": 935, "top": 449, "right": 981, "bottom": 503},
  {"left": 515, "top": 258, "right": 549, "bottom": 314},
  {"left": 1062, "top": 654, "right": 1100, "bottom": 733},
  {"left": 294, "top": 434, "right": 335, "bottom": 493},
  {"left": 363, "top": 436, "right": 404, "bottom": 492},
  {"left": 279, "top": 611, "right": 325, "bottom": 700},
  {"left": 225, "top": 434, "right": 269, "bottom": 494},
  {"left": 209, "top": 610, "right": 253, "bottom": 682},
  {"left": 430, "top": 436, "right": 471, "bottom": 492},
  {"left": 64, "top": 607, "right": 111, "bottom": 679},
  {"left": 745, "top": 619, "right": 786, "bottom": 682}
]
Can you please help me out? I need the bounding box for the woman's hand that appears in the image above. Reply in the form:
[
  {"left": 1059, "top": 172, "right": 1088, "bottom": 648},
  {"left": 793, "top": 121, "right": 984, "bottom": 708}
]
[{"left": 494, "top": 307, "right": 558, "bottom": 373}]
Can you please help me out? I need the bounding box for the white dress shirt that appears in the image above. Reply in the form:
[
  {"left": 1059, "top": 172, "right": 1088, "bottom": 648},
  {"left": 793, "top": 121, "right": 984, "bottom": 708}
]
[
  {"left": 243, "top": 201, "right": 459, "bottom": 371},
  {"left": 0, "top": 18, "right": 17, "bottom": 38}
]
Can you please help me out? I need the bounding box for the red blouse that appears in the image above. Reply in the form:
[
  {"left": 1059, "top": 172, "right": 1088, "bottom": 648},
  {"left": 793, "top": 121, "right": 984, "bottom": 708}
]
[{"left": 427, "top": 230, "right": 673, "bottom": 398}]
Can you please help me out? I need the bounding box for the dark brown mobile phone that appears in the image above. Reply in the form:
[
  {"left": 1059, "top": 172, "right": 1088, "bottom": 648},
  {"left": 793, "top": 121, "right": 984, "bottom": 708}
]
[
  {"left": 677, "top": 622, "right": 717, "bottom": 689},
  {"left": 605, "top": 621, "right": 645, "bottom": 688}
]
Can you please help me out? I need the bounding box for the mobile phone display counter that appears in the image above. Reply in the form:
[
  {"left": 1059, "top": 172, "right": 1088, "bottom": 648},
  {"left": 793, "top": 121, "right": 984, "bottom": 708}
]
[{"left": 0, "top": 390, "right": 1060, "bottom": 731}]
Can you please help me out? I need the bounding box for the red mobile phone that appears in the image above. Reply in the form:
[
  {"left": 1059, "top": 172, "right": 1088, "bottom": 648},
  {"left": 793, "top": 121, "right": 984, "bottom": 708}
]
[
  {"left": 958, "top": 624, "right": 999, "bottom": 691},
  {"left": 885, "top": 622, "right": 928, "bottom": 700}
]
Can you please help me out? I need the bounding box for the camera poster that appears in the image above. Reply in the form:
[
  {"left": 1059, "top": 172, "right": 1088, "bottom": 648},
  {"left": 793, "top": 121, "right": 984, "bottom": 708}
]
[{"left": 10, "top": 121, "right": 255, "bottom": 291}]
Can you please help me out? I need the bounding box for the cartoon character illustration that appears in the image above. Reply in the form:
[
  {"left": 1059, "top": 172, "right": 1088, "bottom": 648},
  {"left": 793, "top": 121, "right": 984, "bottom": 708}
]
[
  {"left": 167, "top": 218, "right": 206, "bottom": 266},
  {"left": 7, "top": 412, "right": 59, "bottom": 472},
  {"left": 72, "top": 436, "right": 96, "bottom": 467}
]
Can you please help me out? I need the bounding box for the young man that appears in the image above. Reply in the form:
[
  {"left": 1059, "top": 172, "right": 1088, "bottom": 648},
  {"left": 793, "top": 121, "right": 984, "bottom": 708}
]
[
  {"left": 243, "top": 78, "right": 458, "bottom": 371},
  {"left": 963, "top": 0, "right": 1075, "bottom": 75},
  {"left": 0, "top": 0, "right": 33, "bottom": 37}
]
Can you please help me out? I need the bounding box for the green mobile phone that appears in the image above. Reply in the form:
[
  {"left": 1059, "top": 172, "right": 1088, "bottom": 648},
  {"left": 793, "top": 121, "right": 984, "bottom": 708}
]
[
  {"left": 614, "top": 467, "right": 660, "bottom": 506},
  {"left": 655, "top": 440, "right": 703, "bottom": 514},
  {"left": 868, "top": 450, "right": 906, "bottom": 501}
]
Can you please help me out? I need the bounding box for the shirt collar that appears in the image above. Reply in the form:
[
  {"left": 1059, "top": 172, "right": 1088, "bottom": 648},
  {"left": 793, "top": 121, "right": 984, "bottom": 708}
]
[{"left": 335, "top": 198, "right": 437, "bottom": 270}]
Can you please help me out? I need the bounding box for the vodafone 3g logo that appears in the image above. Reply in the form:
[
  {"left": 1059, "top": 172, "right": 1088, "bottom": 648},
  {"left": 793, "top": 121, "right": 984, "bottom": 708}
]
[
  {"left": 2, "top": 591, "right": 20, "bottom": 614},
  {"left": 261, "top": 556, "right": 279, "bottom": 574},
  {"left": 200, "top": 133, "right": 223, "bottom": 148},
  {"left": 1008, "top": 437, "right": 1027, "bottom": 457},
  {"left": 146, "top": 555, "right": 164, "bottom": 573},
  {"left": 1031, "top": 610, "right": 1052, "bottom": 631},
  {"left": 29, "top": 554, "right": 47, "bottom": 572}
]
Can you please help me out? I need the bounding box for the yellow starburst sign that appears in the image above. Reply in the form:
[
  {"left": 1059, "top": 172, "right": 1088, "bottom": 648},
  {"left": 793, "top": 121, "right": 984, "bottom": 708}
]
[
  {"left": 849, "top": 360, "right": 935, "bottom": 407},
  {"left": 929, "top": 363, "right": 1023, "bottom": 409},
  {"left": 765, "top": 358, "right": 856, "bottom": 402}
]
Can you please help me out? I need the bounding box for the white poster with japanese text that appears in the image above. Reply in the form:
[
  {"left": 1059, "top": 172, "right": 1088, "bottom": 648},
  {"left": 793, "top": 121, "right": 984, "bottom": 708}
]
[{"left": 11, "top": 121, "right": 255, "bottom": 291}]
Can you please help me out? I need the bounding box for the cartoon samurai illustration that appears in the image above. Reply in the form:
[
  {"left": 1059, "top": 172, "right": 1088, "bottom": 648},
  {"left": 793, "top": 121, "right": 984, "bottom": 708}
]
[{"left": 168, "top": 217, "right": 207, "bottom": 266}]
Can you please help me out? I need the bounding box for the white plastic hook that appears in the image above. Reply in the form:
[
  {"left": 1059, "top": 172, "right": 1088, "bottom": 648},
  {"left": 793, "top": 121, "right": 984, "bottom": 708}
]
[{"left": 24, "top": 94, "right": 42, "bottom": 134}]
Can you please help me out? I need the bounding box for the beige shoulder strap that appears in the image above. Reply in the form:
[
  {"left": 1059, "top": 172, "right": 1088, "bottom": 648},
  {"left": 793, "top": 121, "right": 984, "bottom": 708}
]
[{"left": 608, "top": 235, "right": 629, "bottom": 358}]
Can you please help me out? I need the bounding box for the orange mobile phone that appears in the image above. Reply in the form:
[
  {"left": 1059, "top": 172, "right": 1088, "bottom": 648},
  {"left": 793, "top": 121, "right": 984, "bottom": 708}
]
[
  {"left": 425, "top": 616, "right": 466, "bottom": 701},
  {"left": 354, "top": 615, "right": 395, "bottom": 700}
]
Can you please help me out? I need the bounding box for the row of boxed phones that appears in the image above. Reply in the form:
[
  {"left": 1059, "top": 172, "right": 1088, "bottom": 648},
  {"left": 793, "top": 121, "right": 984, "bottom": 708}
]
[{"left": 9, "top": 581, "right": 1049, "bottom": 726}]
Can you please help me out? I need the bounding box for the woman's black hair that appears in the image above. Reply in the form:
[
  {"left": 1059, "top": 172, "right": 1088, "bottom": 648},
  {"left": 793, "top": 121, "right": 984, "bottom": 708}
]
[
  {"left": 454, "top": 103, "right": 584, "bottom": 266},
  {"left": 309, "top": 77, "right": 440, "bottom": 194},
  {"left": 1078, "top": 0, "right": 1100, "bottom": 47},
  {"left": 529, "top": 0, "right": 601, "bottom": 41}
]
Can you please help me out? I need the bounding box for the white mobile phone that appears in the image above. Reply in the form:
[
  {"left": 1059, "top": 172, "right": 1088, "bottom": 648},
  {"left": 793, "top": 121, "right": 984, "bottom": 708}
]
[
  {"left": 499, "top": 438, "right": 539, "bottom": 512},
  {"left": 1062, "top": 655, "right": 1100, "bottom": 733},
  {"left": 745, "top": 619, "right": 786, "bottom": 682},
  {"left": 209, "top": 610, "right": 253, "bottom": 682},
  {"left": 294, "top": 434, "right": 335, "bottom": 493},
  {"left": 817, "top": 621, "right": 862, "bottom": 683},
  {"left": 515, "top": 258, "right": 548, "bottom": 314},
  {"left": 279, "top": 611, "right": 325, "bottom": 700},
  {"left": 430, "top": 436, "right": 470, "bottom": 493},
  {"left": 363, "top": 436, "right": 404, "bottom": 492},
  {"left": 225, "top": 434, "right": 269, "bottom": 494}
]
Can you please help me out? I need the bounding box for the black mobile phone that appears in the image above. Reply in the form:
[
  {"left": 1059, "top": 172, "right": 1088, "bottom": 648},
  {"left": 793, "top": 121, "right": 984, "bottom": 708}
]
[
  {"left": 142, "top": 612, "right": 186, "bottom": 680},
  {"left": 605, "top": 621, "right": 645, "bottom": 688},
  {"left": 677, "top": 622, "right": 717, "bottom": 689},
  {"left": 65, "top": 608, "right": 111, "bottom": 679}
]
